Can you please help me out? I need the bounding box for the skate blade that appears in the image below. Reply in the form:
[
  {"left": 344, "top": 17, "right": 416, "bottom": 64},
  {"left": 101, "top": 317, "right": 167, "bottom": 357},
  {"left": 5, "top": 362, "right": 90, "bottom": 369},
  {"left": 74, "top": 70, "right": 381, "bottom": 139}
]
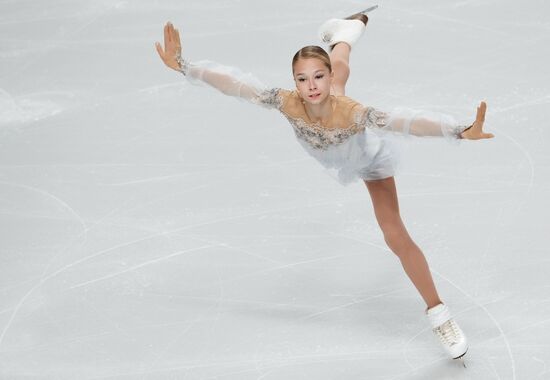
[
  {"left": 453, "top": 349, "right": 468, "bottom": 368},
  {"left": 359, "top": 5, "right": 379, "bottom": 14}
]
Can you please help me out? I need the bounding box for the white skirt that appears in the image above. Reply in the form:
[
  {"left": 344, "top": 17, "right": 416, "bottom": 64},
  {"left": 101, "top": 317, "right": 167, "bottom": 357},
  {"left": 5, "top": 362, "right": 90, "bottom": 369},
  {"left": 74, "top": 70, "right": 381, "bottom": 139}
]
[{"left": 295, "top": 126, "right": 406, "bottom": 186}]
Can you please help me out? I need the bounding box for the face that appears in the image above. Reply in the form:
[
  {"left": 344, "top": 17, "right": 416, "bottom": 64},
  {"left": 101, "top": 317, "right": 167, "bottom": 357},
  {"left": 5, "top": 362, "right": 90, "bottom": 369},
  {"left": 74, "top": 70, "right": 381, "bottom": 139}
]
[{"left": 293, "top": 58, "right": 333, "bottom": 105}]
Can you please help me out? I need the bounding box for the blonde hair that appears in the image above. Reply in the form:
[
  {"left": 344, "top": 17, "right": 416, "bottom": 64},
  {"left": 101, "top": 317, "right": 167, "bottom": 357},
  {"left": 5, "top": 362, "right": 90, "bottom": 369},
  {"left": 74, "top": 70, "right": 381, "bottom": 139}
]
[{"left": 292, "top": 45, "right": 332, "bottom": 74}]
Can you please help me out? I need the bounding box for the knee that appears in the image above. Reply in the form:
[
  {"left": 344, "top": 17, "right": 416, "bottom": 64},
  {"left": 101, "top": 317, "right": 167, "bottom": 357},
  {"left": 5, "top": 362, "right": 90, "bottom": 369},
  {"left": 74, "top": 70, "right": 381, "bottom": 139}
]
[
  {"left": 380, "top": 222, "right": 413, "bottom": 256},
  {"left": 331, "top": 59, "right": 350, "bottom": 80},
  {"left": 332, "top": 58, "right": 349, "bottom": 70}
]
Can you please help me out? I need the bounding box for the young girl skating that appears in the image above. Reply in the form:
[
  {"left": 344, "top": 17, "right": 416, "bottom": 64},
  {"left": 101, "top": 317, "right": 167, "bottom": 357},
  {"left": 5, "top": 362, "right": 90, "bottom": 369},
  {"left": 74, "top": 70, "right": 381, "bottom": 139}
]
[{"left": 155, "top": 7, "right": 494, "bottom": 363}]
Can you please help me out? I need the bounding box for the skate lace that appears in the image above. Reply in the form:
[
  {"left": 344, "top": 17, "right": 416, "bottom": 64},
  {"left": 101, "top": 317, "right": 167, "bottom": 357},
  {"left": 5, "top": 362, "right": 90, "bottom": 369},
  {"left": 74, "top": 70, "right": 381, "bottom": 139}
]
[{"left": 434, "top": 319, "right": 462, "bottom": 346}]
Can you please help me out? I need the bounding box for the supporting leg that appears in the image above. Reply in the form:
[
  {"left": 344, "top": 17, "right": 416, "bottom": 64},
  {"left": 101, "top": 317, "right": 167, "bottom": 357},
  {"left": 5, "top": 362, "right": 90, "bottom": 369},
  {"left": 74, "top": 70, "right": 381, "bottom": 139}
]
[{"left": 364, "top": 177, "right": 442, "bottom": 309}]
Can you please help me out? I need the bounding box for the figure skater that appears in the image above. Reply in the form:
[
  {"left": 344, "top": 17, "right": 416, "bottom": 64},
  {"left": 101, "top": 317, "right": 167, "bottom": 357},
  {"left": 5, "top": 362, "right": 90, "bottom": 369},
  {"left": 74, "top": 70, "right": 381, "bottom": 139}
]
[{"left": 155, "top": 9, "right": 494, "bottom": 363}]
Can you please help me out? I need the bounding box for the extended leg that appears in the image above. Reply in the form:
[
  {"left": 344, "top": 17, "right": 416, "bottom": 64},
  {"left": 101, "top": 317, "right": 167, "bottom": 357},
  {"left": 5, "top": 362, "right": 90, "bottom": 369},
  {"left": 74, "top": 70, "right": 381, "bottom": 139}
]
[
  {"left": 323, "top": 14, "right": 368, "bottom": 96},
  {"left": 329, "top": 43, "right": 351, "bottom": 96},
  {"left": 364, "top": 176, "right": 442, "bottom": 309}
]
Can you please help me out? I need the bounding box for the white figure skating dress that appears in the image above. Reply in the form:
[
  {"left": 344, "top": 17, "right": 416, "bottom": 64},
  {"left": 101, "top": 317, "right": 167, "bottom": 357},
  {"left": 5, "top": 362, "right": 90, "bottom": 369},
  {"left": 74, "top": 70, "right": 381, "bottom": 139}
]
[{"left": 179, "top": 59, "right": 471, "bottom": 186}]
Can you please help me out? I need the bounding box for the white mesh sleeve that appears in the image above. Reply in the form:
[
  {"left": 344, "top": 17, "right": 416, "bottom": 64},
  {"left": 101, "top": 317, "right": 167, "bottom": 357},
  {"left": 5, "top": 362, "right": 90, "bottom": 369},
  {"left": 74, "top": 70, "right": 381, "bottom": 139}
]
[
  {"left": 179, "top": 59, "right": 283, "bottom": 110},
  {"left": 355, "top": 105, "right": 472, "bottom": 144}
]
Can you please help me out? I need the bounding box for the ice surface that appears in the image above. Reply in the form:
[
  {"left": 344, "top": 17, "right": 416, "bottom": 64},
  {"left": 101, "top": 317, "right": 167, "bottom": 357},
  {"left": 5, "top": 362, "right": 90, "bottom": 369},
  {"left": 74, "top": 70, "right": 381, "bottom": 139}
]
[{"left": 1, "top": 0, "right": 549, "bottom": 379}]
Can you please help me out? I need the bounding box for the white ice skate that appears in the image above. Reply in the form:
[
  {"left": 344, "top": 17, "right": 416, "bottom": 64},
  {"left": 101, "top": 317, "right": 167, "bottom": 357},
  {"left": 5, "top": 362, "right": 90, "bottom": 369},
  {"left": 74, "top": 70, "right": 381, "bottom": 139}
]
[
  {"left": 426, "top": 303, "right": 468, "bottom": 364},
  {"left": 318, "top": 5, "right": 378, "bottom": 50}
]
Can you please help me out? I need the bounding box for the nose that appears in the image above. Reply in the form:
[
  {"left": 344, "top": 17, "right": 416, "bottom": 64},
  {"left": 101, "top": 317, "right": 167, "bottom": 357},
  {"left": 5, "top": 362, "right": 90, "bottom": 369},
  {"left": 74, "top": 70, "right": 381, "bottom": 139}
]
[{"left": 308, "top": 78, "right": 317, "bottom": 90}]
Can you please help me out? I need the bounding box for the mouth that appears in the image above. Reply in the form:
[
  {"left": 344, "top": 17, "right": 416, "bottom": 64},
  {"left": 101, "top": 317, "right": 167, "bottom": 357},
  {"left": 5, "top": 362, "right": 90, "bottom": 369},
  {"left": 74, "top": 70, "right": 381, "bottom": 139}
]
[{"left": 308, "top": 93, "right": 321, "bottom": 100}]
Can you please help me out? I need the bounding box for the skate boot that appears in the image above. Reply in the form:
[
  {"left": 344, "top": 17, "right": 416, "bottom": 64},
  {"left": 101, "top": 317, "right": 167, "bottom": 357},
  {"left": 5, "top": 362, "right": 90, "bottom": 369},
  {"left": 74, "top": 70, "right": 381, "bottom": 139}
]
[
  {"left": 318, "top": 6, "right": 376, "bottom": 51},
  {"left": 318, "top": 16, "right": 367, "bottom": 51},
  {"left": 426, "top": 303, "right": 468, "bottom": 362}
]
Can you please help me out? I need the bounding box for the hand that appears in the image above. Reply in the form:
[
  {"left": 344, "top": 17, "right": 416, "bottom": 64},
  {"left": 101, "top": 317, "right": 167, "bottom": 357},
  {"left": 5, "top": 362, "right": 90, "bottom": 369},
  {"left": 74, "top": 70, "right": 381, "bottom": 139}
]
[
  {"left": 460, "top": 101, "right": 495, "bottom": 140},
  {"left": 155, "top": 22, "right": 183, "bottom": 71}
]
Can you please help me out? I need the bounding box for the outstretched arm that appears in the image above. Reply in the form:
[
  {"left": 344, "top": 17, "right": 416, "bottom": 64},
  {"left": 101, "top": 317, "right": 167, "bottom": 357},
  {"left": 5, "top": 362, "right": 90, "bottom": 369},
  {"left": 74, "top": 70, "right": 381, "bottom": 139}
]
[
  {"left": 356, "top": 101, "right": 494, "bottom": 142},
  {"left": 155, "top": 22, "right": 283, "bottom": 109}
]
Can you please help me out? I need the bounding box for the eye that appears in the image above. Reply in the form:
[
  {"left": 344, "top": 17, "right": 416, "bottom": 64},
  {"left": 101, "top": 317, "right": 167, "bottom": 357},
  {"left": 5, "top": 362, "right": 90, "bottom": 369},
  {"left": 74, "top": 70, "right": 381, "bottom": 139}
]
[
  {"left": 297, "top": 78, "right": 305, "bottom": 82},
  {"left": 315, "top": 75, "right": 324, "bottom": 79}
]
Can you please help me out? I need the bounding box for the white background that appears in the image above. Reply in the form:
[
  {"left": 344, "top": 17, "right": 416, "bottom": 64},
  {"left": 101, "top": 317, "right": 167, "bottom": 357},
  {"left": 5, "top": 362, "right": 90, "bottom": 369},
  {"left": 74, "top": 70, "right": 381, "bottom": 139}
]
[{"left": 1, "top": 0, "right": 549, "bottom": 379}]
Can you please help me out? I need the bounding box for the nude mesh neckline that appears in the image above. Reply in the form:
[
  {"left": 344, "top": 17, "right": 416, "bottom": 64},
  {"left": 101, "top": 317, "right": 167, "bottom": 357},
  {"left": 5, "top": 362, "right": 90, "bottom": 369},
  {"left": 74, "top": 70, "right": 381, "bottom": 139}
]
[{"left": 300, "top": 95, "right": 354, "bottom": 130}]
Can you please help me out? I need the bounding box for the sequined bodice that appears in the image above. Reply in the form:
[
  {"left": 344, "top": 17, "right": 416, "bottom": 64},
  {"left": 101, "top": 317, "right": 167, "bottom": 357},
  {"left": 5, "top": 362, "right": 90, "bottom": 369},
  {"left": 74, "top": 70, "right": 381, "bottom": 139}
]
[
  {"left": 256, "top": 88, "right": 387, "bottom": 150},
  {"left": 284, "top": 116, "right": 365, "bottom": 150}
]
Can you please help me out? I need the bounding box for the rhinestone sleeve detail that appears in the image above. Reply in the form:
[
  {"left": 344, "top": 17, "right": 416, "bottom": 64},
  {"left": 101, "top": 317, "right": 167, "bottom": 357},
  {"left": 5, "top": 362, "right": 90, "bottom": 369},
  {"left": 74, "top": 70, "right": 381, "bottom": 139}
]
[
  {"left": 252, "top": 88, "right": 284, "bottom": 110},
  {"left": 453, "top": 124, "right": 473, "bottom": 139},
  {"left": 175, "top": 52, "right": 189, "bottom": 76},
  {"left": 357, "top": 106, "right": 388, "bottom": 129}
]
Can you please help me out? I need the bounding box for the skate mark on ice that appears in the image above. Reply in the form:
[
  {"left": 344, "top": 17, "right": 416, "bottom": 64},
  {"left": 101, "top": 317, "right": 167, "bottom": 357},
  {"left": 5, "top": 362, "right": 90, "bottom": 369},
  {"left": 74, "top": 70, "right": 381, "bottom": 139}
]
[
  {"left": 0, "top": 180, "right": 88, "bottom": 234},
  {"left": 2, "top": 197, "right": 344, "bottom": 320},
  {"left": 0, "top": 180, "right": 90, "bottom": 348},
  {"left": 492, "top": 95, "right": 550, "bottom": 113},
  {"left": 98, "top": 173, "right": 190, "bottom": 186},
  {"left": 471, "top": 128, "right": 535, "bottom": 298},
  {"left": 387, "top": 5, "right": 513, "bottom": 37},
  {"left": 67, "top": 245, "right": 216, "bottom": 290},
  {"left": 403, "top": 171, "right": 532, "bottom": 188},
  {"left": 298, "top": 287, "right": 406, "bottom": 322}
]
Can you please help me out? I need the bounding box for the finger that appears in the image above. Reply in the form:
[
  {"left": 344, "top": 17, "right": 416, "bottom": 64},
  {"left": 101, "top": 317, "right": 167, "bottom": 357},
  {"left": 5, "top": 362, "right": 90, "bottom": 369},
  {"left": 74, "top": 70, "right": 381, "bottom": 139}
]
[
  {"left": 475, "top": 107, "right": 483, "bottom": 123},
  {"left": 164, "top": 23, "right": 170, "bottom": 45},
  {"left": 477, "top": 101, "right": 486, "bottom": 122},
  {"left": 473, "top": 112, "right": 485, "bottom": 132},
  {"left": 174, "top": 27, "right": 181, "bottom": 47},
  {"left": 168, "top": 22, "right": 174, "bottom": 42},
  {"left": 155, "top": 42, "right": 165, "bottom": 60}
]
